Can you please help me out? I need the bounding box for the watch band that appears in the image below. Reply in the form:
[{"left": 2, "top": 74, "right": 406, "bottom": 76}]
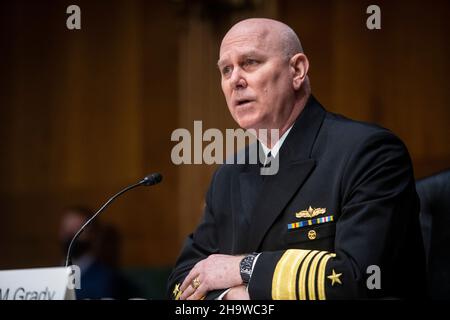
[{"left": 240, "top": 252, "right": 258, "bottom": 284}]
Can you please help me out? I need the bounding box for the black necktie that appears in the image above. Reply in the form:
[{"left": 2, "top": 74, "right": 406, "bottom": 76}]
[{"left": 263, "top": 151, "right": 272, "bottom": 168}]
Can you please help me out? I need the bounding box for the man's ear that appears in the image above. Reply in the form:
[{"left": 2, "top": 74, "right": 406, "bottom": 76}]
[{"left": 290, "top": 53, "right": 309, "bottom": 90}]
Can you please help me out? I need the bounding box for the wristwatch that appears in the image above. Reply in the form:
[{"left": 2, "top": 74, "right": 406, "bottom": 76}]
[{"left": 240, "top": 252, "right": 258, "bottom": 284}]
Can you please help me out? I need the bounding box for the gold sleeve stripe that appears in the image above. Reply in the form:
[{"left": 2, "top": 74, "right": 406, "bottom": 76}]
[
  {"left": 286, "top": 250, "right": 311, "bottom": 299},
  {"left": 307, "top": 251, "right": 328, "bottom": 300},
  {"left": 272, "top": 250, "right": 295, "bottom": 300},
  {"left": 272, "top": 249, "right": 311, "bottom": 300},
  {"left": 317, "top": 253, "right": 336, "bottom": 300},
  {"left": 298, "top": 250, "right": 319, "bottom": 300}
]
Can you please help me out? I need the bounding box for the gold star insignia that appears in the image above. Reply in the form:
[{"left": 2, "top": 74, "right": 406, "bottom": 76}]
[
  {"left": 327, "top": 269, "right": 342, "bottom": 286},
  {"left": 173, "top": 283, "right": 183, "bottom": 300}
]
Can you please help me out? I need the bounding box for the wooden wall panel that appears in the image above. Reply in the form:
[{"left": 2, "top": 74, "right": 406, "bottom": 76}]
[
  {"left": 0, "top": 0, "right": 181, "bottom": 268},
  {"left": 281, "top": 0, "right": 450, "bottom": 178}
]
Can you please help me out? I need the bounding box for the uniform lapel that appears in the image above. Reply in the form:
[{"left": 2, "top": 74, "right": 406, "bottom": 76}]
[
  {"left": 232, "top": 143, "right": 265, "bottom": 253},
  {"left": 239, "top": 167, "right": 264, "bottom": 225},
  {"left": 245, "top": 95, "right": 326, "bottom": 252},
  {"left": 234, "top": 165, "right": 263, "bottom": 253}
]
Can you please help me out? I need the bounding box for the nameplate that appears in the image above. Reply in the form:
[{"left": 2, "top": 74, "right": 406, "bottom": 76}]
[{"left": 0, "top": 267, "right": 76, "bottom": 300}]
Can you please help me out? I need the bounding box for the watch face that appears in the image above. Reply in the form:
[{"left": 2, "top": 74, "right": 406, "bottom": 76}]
[{"left": 240, "top": 254, "right": 257, "bottom": 283}]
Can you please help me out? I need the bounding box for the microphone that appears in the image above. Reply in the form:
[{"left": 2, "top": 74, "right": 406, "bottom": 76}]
[
  {"left": 64, "top": 173, "right": 163, "bottom": 267},
  {"left": 141, "top": 172, "right": 163, "bottom": 186}
]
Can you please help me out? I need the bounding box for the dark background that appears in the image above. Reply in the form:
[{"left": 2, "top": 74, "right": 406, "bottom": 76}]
[{"left": 0, "top": 0, "right": 449, "bottom": 296}]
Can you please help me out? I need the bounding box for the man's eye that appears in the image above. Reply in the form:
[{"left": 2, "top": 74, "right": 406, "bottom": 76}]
[
  {"left": 244, "top": 59, "right": 258, "bottom": 66},
  {"left": 222, "top": 66, "right": 232, "bottom": 75}
]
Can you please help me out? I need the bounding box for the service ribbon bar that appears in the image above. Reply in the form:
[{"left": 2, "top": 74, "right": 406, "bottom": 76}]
[{"left": 287, "top": 215, "right": 334, "bottom": 230}]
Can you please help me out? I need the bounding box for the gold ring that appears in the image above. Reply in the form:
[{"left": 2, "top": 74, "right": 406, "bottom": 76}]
[{"left": 191, "top": 277, "right": 201, "bottom": 290}]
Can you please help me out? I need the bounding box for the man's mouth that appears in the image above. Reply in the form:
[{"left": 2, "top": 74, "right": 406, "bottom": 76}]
[{"left": 236, "top": 99, "right": 254, "bottom": 107}]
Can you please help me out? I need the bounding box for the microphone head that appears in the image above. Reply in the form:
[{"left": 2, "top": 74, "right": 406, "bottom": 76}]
[{"left": 141, "top": 173, "right": 163, "bottom": 186}]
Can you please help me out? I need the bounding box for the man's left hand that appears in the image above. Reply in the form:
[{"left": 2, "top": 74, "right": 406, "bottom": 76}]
[{"left": 179, "top": 254, "right": 244, "bottom": 300}]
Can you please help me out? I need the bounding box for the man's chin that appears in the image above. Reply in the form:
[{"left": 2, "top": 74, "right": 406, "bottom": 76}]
[
  {"left": 235, "top": 116, "right": 262, "bottom": 131},
  {"left": 237, "top": 121, "right": 257, "bottom": 131}
]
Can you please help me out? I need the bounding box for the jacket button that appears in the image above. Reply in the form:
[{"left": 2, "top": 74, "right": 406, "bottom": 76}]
[{"left": 308, "top": 230, "right": 317, "bottom": 240}]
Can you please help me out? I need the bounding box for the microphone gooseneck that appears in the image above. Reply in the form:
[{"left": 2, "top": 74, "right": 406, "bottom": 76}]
[{"left": 64, "top": 173, "right": 162, "bottom": 267}]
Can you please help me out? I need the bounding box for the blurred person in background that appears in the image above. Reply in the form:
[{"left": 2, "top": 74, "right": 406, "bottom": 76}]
[{"left": 59, "top": 206, "right": 124, "bottom": 299}]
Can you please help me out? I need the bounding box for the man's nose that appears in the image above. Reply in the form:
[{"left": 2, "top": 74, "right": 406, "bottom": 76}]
[{"left": 230, "top": 68, "right": 247, "bottom": 90}]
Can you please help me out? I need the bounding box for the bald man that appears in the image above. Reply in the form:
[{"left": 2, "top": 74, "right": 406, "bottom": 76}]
[{"left": 168, "top": 18, "right": 425, "bottom": 300}]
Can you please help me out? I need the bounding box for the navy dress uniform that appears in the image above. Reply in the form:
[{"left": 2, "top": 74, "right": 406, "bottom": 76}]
[{"left": 168, "top": 95, "right": 426, "bottom": 300}]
